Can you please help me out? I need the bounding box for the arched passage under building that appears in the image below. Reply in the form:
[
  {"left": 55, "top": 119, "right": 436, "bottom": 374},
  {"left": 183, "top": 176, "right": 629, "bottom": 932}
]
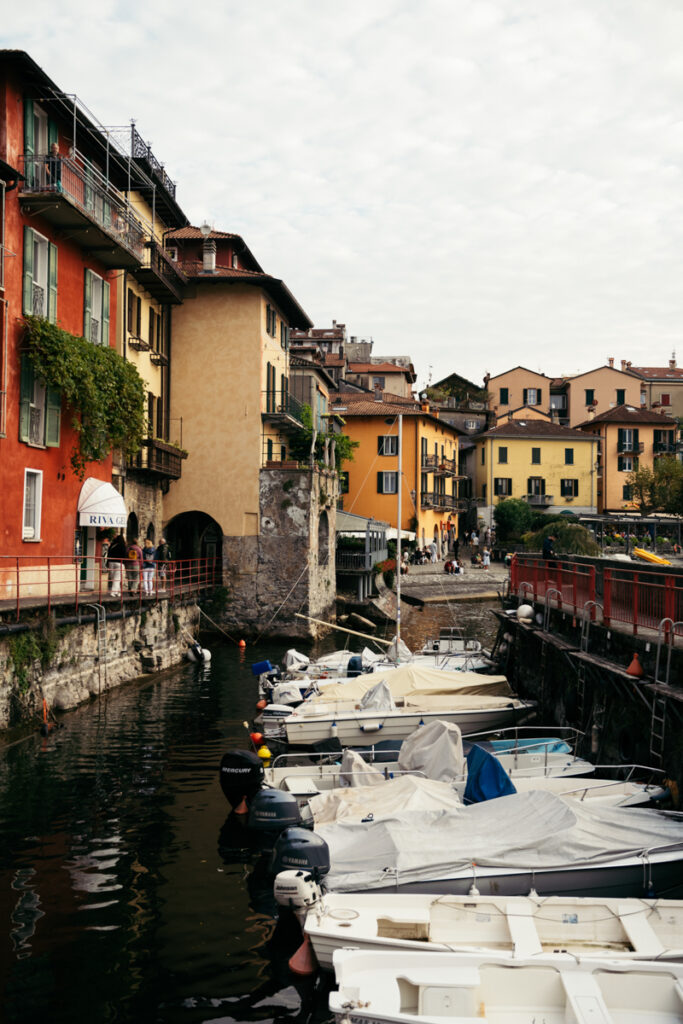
[{"left": 165, "top": 511, "right": 224, "bottom": 582}]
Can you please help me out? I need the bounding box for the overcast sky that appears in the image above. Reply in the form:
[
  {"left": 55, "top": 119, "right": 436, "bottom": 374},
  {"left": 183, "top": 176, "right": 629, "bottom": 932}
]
[{"left": 5, "top": 0, "right": 683, "bottom": 390}]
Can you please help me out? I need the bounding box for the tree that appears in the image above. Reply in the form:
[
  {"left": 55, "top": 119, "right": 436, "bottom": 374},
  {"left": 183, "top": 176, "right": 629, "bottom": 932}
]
[
  {"left": 493, "top": 498, "right": 534, "bottom": 541},
  {"left": 525, "top": 522, "right": 599, "bottom": 556},
  {"left": 627, "top": 458, "right": 683, "bottom": 516},
  {"left": 288, "top": 403, "right": 359, "bottom": 473}
]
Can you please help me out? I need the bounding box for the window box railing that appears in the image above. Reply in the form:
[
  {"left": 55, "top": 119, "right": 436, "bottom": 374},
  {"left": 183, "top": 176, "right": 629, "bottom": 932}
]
[
  {"left": 421, "top": 454, "right": 458, "bottom": 474},
  {"left": 149, "top": 351, "right": 168, "bottom": 366},
  {"left": 128, "top": 335, "right": 149, "bottom": 351},
  {"left": 653, "top": 441, "right": 676, "bottom": 453},
  {"left": 21, "top": 153, "right": 146, "bottom": 266},
  {"left": 617, "top": 440, "right": 644, "bottom": 453},
  {"left": 524, "top": 493, "right": 553, "bottom": 505}
]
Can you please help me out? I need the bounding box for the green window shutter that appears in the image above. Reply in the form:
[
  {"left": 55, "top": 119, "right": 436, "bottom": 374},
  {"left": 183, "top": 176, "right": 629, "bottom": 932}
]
[
  {"left": 23, "top": 226, "right": 34, "bottom": 315},
  {"left": 24, "top": 97, "right": 34, "bottom": 186},
  {"left": 617, "top": 455, "right": 623, "bottom": 471},
  {"left": 48, "top": 119, "right": 58, "bottom": 149},
  {"left": 537, "top": 389, "right": 542, "bottom": 404},
  {"left": 19, "top": 354, "right": 33, "bottom": 442},
  {"left": 47, "top": 242, "right": 58, "bottom": 323},
  {"left": 377, "top": 472, "right": 384, "bottom": 494},
  {"left": 102, "top": 281, "right": 110, "bottom": 346},
  {"left": 83, "top": 269, "right": 92, "bottom": 340},
  {"left": 45, "top": 386, "right": 61, "bottom": 447},
  {"left": 523, "top": 388, "right": 528, "bottom": 405}
]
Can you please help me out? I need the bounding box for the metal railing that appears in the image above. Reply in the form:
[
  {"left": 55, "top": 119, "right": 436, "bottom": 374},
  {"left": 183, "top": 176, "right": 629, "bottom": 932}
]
[
  {"left": 524, "top": 493, "right": 553, "bottom": 505},
  {"left": 141, "top": 240, "right": 187, "bottom": 299},
  {"left": 617, "top": 440, "right": 644, "bottom": 453},
  {"left": 653, "top": 442, "right": 677, "bottom": 453},
  {"left": 421, "top": 454, "right": 458, "bottom": 474},
  {"left": 21, "top": 154, "right": 146, "bottom": 263},
  {"left": 510, "top": 553, "right": 683, "bottom": 638},
  {"left": 420, "top": 491, "right": 461, "bottom": 510},
  {"left": 0, "top": 555, "right": 217, "bottom": 621},
  {"left": 129, "top": 439, "right": 186, "bottom": 479},
  {"left": 261, "top": 390, "right": 305, "bottom": 425},
  {"left": 336, "top": 550, "right": 387, "bottom": 571},
  {"left": 131, "top": 125, "right": 177, "bottom": 200}
]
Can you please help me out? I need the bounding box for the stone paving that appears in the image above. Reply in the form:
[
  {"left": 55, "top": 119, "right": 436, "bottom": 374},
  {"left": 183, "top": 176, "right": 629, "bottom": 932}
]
[{"left": 398, "top": 557, "right": 510, "bottom": 605}]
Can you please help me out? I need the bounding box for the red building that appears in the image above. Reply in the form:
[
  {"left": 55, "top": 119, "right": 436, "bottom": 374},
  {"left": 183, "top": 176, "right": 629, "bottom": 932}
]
[{"left": 0, "top": 52, "right": 146, "bottom": 583}]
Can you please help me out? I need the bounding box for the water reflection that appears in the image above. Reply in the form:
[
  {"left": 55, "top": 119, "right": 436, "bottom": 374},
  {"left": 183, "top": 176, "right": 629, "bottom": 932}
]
[{"left": 0, "top": 602, "right": 499, "bottom": 1023}]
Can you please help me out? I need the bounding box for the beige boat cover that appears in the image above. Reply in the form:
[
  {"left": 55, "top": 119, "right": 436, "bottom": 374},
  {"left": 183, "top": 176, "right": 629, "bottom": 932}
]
[
  {"left": 305, "top": 663, "right": 512, "bottom": 706},
  {"left": 310, "top": 775, "right": 463, "bottom": 825}
]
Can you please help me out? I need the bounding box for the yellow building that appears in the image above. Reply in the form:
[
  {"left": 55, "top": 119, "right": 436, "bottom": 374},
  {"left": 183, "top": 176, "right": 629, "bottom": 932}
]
[
  {"left": 334, "top": 390, "right": 462, "bottom": 552},
  {"left": 474, "top": 420, "right": 598, "bottom": 525},
  {"left": 577, "top": 405, "right": 678, "bottom": 513}
]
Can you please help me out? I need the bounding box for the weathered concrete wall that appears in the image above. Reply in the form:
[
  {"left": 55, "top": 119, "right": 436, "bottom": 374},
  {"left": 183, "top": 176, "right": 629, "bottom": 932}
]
[
  {"left": 221, "top": 466, "right": 338, "bottom": 638},
  {"left": 0, "top": 602, "right": 198, "bottom": 731}
]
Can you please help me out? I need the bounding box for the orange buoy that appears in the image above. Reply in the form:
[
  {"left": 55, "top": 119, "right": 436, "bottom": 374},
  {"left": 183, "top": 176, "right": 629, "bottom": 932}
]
[
  {"left": 238, "top": 639, "right": 246, "bottom": 649},
  {"left": 250, "top": 732, "right": 263, "bottom": 745},
  {"left": 256, "top": 699, "right": 267, "bottom": 711},
  {"left": 626, "top": 652, "right": 644, "bottom": 678},
  {"left": 288, "top": 933, "right": 317, "bottom": 975}
]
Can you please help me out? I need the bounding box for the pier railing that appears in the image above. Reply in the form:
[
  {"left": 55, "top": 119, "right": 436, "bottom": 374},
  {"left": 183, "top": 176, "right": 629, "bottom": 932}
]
[
  {"left": 510, "top": 553, "right": 683, "bottom": 635},
  {"left": 0, "top": 555, "right": 219, "bottom": 621}
]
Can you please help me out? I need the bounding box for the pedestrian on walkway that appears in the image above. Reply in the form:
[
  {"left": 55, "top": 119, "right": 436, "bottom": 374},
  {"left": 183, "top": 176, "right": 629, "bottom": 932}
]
[
  {"left": 482, "top": 546, "right": 491, "bottom": 570},
  {"left": 127, "top": 537, "right": 143, "bottom": 593},
  {"left": 142, "top": 538, "right": 156, "bottom": 595},
  {"left": 108, "top": 532, "right": 128, "bottom": 597}
]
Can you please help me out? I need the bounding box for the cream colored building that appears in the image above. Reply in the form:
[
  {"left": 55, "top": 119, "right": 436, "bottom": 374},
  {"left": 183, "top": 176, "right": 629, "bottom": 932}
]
[{"left": 485, "top": 367, "right": 552, "bottom": 421}]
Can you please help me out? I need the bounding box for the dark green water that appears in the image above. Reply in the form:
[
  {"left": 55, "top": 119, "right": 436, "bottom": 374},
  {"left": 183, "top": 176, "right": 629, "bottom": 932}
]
[{"left": 0, "top": 604, "right": 499, "bottom": 1024}]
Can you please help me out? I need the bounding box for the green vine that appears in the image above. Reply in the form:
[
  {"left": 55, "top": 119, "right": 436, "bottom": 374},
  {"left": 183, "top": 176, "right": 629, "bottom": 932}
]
[
  {"left": 9, "top": 633, "right": 41, "bottom": 693},
  {"left": 23, "top": 316, "right": 146, "bottom": 477}
]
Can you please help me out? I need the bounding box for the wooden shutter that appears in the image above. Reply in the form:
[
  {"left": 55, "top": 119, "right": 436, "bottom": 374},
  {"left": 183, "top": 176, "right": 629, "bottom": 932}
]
[
  {"left": 377, "top": 436, "right": 385, "bottom": 455},
  {"left": 617, "top": 456, "right": 624, "bottom": 471},
  {"left": 48, "top": 119, "right": 58, "bottom": 150},
  {"left": 633, "top": 429, "right": 639, "bottom": 448},
  {"left": 523, "top": 388, "right": 528, "bottom": 405},
  {"left": 19, "top": 355, "right": 33, "bottom": 442},
  {"left": 83, "top": 268, "right": 92, "bottom": 340},
  {"left": 45, "top": 386, "right": 61, "bottom": 447},
  {"left": 102, "top": 281, "right": 110, "bottom": 346},
  {"left": 618, "top": 428, "right": 625, "bottom": 448},
  {"left": 377, "top": 472, "right": 384, "bottom": 494},
  {"left": 537, "top": 389, "right": 542, "bottom": 404},
  {"left": 23, "top": 226, "right": 34, "bottom": 315},
  {"left": 47, "top": 242, "right": 58, "bottom": 323},
  {"left": 127, "top": 288, "right": 134, "bottom": 333}
]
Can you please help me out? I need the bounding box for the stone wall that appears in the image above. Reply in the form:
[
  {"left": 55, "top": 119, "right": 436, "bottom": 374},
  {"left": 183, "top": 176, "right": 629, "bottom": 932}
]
[
  {"left": 221, "top": 466, "right": 338, "bottom": 638},
  {"left": 121, "top": 476, "right": 165, "bottom": 542},
  {"left": 0, "top": 601, "right": 198, "bottom": 731}
]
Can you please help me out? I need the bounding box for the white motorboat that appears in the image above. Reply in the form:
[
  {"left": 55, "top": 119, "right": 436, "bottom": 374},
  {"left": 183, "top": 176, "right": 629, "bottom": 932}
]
[
  {"left": 271, "top": 789, "right": 683, "bottom": 898},
  {"left": 300, "top": 891, "right": 683, "bottom": 968},
  {"left": 329, "top": 947, "right": 683, "bottom": 1024},
  {"left": 257, "top": 664, "right": 535, "bottom": 747}
]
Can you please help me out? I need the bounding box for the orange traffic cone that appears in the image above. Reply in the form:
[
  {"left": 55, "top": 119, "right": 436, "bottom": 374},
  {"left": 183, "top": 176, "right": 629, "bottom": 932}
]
[
  {"left": 626, "top": 652, "right": 644, "bottom": 678},
  {"left": 289, "top": 933, "right": 317, "bottom": 975}
]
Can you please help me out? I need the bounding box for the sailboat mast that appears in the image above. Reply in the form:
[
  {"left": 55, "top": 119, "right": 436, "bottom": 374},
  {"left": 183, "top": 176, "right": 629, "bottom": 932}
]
[{"left": 396, "top": 413, "right": 402, "bottom": 646}]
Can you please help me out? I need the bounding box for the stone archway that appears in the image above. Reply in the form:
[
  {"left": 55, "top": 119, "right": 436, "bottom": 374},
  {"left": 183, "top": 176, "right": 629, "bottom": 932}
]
[
  {"left": 126, "top": 511, "right": 139, "bottom": 544},
  {"left": 165, "top": 510, "right": 224, "bottom": 570}
]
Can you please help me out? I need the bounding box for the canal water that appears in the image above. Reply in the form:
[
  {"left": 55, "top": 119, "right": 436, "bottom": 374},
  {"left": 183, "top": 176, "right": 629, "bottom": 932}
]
[{"left": 0, "top": 602, "right": 498, "bottom": 1024}]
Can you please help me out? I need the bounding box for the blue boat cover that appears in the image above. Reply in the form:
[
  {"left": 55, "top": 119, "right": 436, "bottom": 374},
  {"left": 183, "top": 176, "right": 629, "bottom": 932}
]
[
  {"left": 464, "top": 745, "right": 517, "bottom": 804},
  {"left": 486, "top": 737, "right": 571, "bottom": 755},
  {"left": 251, "top": 660, "right": 273, "bottom": 676}
]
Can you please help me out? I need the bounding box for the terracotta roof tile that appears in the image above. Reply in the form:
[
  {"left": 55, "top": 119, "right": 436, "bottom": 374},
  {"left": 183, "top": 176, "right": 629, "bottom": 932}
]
[
  {"left": 628, "top": 366, "right": 683, "bottom": 380},
  {"left": 166, "top": 226, "right": 241, "bottom": 240},
  {"left": 480, "top": 420, "right": 594, "bottom": 440},
  {"left": 575, "top": 404, "right": 677, "bottom": 427}
]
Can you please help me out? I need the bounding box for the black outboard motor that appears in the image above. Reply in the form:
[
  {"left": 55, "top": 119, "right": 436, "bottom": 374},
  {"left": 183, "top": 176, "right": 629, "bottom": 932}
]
[
  {"left": 219, "top": 749, "right": 265, "bottom": 809},
  {"left": 270, "top": 826, "right": 331, "bottom": 880},
  {"left": 247, "top": 789, "right": 304, "bottom": 839},
  {"left": 346, "top": 654, "right": 363, "bottom": 677}
]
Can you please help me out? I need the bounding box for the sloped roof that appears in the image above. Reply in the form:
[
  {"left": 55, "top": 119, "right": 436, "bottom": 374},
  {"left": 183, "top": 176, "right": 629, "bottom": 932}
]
[
  {"left": 332, "top": 390, "right": 461, "bottom": 433},
  {"left": 487, "top": 366, "right": 552, "bottom": 381},
  {"left": 479, "top": 420, "right": 593, "bottom": 441},
  {"left": 575, "top": 405, "right": 677, "bottom": 428},
  {"left": 348, "top": 362, "right": 417, "bottom": 381},
  {"left": 173, "top": 260, "right": 312, "bottom": 329},
  {"left": 628, "top": 366, "right": 683, "bottom": 381}
]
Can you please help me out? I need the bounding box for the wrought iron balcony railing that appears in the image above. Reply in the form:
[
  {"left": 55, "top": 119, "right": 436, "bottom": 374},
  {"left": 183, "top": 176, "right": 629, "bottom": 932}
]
[
  {"left": 421, "top": 453, "right": 458, "bottom": 474},
  {"left": 653, "top": 441, "right": 676, "bottom": 453},
  {"left": 421, "top": 491, "right": 460, "bottom": 510},
  {"left": 137, "top": 241, "right": 187, "bottom": 304},
  {"left": 617, "top": 440, "right": 644, "bottom": 453},
  {"left": 129, "top": 438, "right": 186, "bottom": 480},
  {"left": 261, "top": 390, "right": 305, "bottom": 427},
  {"left": 21, "top": 154, "right": 146, "bottom": 267},
  {"left": 524, "top": 493, "right": 554, "bottom": 505}
]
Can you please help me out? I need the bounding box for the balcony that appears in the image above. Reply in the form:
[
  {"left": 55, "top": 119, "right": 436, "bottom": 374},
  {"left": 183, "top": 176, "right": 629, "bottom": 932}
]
[
  {"left": 616, "top": 440, "right": 644, "bottom": 454},
  {"left": 421, "top": 453, "right": 458, "bottom": 475},
  {"left": 261, "top": 390, "right": 305, "bottom": 429},
  {"left": 653, "top": 441, "right": 676, "bottom": 454},
  {"left": 129, "top": 438, "right": 187, "bottom": 480},
  {"left": 20, "top": 153, "right": 145, "bottom": 268},
  {"left": 420, "top": 491, "right": 461, "bottom": 511},
  {"left": 524, "top": 493, "right": 554, "bottom": 506},
  {"left": 136, "top": 241, "right": 187, "bottom": 304}
]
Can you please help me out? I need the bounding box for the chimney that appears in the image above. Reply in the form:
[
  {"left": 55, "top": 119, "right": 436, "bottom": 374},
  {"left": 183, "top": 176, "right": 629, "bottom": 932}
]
[
  {"left": 202, "top": 238, "right": 216, "bottom": 273},
  {"left": 374, "top": 387, "right": 383, "bottom": 402},
  {"left": 670, "top": 352, "right": 676, "bottom": 369},
  {"left": 421, "top": 401, "right": 430, "bottom": 413},
  {"left": 607, "top": 357, "right": 614, "bottom": 368},
  {"left": 621, "top": 359, "right": 627, "bottom": 371}
]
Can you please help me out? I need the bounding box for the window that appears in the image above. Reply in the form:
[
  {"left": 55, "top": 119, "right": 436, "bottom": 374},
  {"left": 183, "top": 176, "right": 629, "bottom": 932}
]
[
  {"left": 661, "top": 393, "right": 671, "bottom": 406},
  {"left": 23, "top": 227, "right": 57, "bottom": 322},
  {"left": 585, "top": 389, "right": 595, "bottom": 406},
  {"left": 377, "top": 435, "right": 398, "bottom": 456},
  {"left": 564, "top": 448, "right": 574, "bottom": 465},
  {"left": 617, "top": 427, "right": 639, "bottom": 453},
  {"left": 527, "top": 477, "right": 545, "bottom": 496},
  {"left": 266, "top": 438, "right": 273, "bottom": 461},
  {"left": 481, "top": 446, "right": 485, "bottom": 465},
  {"left": 498, "top": 446, "right": 508, "bottom": 464},
  {"left": 22, "top": 469, "right": 43, "bottom": 540},
  {"left": 523, "top": 388, "right": 541, "bottom": 406},
  {"left": 339, "top": 471, "right": 349, "bottom": 494},
  {"left": 616, "top": 389, "right": 625, "bottom": 405},
  {"left": 531, "top": 447, "right": 541, "bottom": 464},
  {"left": 266, "top": 304, "right": 277, "bottom": 336},
  {"left": 465, "top": 419, "right": 481, "bottom": 430},
  {"left": 377, "top": 472, "right": 398, "bottom": 494},
  {"left": 84, "top": 270, "right": 110, "bottom": 346},
  {"left": 166, "top": 246, "right": 178, "bottom": 262},
  {"left": 372, "top": 376, "right": 386, "bottom": 389},
  {"left": 623, "top": 484, "right": 633, "bottom": 501},
  {"left": 499, "top": 387, "right": 509, "bottom": 405},
  {"left": 617, "top": 455, "right": 637, "bottom": 472},
  {"left": 127, "top": 288, "right": 141, "bottom": 338},
  {"left": 280, "top": 322, "right": 289, "bottom": 349},
  {"left": 561, "top": 479, "right": 579, "bottom": 497},
  {"left": 494, "top": 478, "right": 512, "bottom": 496},
  {"left": 19, "top": 355, "right": 61, "bottom": 447}
]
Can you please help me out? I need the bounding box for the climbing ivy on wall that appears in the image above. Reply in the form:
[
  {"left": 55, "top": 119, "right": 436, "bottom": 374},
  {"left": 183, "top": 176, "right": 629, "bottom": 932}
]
[{"left": 23, "top": 316, "right": 146, "bottom": 476}]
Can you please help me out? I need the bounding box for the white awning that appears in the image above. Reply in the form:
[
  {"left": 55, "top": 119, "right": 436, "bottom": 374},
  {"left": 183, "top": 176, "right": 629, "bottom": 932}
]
[{"left": 77, "top": 478, "right": 127, "bottom": 528}]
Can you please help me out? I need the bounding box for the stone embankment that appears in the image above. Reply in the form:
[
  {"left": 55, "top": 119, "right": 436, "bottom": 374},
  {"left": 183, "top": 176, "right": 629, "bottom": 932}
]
[{"left": 398, "top": 559, "right": 509, "bottom": 605}]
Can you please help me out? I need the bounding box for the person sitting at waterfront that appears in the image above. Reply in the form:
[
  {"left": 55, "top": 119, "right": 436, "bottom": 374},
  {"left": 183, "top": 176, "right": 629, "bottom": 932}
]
[{"left": 444, "top": 559, "right": 455, "bottom": 574}]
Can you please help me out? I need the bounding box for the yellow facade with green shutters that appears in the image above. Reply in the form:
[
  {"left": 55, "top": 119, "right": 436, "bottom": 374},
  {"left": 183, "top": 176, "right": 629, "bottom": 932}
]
[{"left": 474, "top": 421, "right": 598, "bottom": 525}]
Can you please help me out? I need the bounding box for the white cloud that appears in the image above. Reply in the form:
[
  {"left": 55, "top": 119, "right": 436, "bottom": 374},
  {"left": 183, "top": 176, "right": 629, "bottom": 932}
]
[{"left": 4, "top": 0, "right": 683, "bottom": 386}]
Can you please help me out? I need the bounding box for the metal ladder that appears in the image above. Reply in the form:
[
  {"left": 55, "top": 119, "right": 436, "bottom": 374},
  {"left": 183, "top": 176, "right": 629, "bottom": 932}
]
[
  {"left": 86, "top": 604, "right": 107, "bottom": 694},
  {"left": 650, "top": 618, "right": 682, "bottom": 767},
  {"left": 577, "top": 602, "right": 603, "bottom": 730}
]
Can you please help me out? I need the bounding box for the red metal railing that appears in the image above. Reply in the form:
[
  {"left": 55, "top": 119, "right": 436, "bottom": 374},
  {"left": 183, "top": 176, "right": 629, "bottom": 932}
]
[
  {"left": 0, "top": 556, "right": 219, "bottom": 621},
  {"left": 511, "top": 553, "right": 683, "bottom": 636}
]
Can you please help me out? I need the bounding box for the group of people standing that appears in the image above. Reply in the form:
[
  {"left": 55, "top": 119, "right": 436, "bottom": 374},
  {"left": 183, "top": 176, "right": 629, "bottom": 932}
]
[{"left": 102, "top": 534, "right": 172, "bottom": 597}]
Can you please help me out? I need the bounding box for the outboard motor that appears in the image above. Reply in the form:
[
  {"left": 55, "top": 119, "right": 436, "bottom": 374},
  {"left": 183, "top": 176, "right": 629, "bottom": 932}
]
[
  {"left": 219, "top": 750, "right": 264, "bottom": 809},
  {"left": 270, "top": 826, "right": 331, "bottom": 880},
  {"left": 247, "top": 789, "right": 304, "bottom": 840},
  {"left": 274, "top": 868, "right": 323, "bottom": 914},
  {"left": 346, "top": 654, "right": 363, "bottom": 678}
]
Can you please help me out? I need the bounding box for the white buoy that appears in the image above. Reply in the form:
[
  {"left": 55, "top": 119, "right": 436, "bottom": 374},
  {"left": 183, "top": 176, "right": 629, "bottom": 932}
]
[{"left": 516, "top": 604, "right": 534, "bottom": 621}]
